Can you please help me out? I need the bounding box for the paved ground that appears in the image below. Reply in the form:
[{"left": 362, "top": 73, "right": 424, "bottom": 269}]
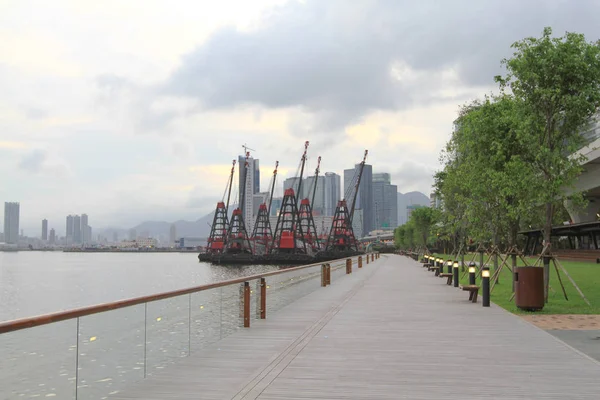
[{"left": 111, "top": 255, "right": 600, "bottom": 399}]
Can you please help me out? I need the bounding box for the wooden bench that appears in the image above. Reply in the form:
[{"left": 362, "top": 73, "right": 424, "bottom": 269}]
[
  {"left": 439, "top": 273, "right": 453, "bottom": 285},
  {"left": 461, "top": 285, "right": 479, "bottom": 303}
]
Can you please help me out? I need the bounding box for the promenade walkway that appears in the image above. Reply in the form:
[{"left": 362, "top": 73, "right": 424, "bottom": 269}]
[{"left": 111, "top": 255, "right": 600, "bottom": 399}]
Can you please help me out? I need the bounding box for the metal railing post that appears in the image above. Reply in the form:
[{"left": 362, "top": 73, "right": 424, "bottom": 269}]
[
  {"left": 260, "top": 278, "right": 266, "bottom": 319},
  {"left": 243, "top": 282, "right": 250, "bottom": 327}
]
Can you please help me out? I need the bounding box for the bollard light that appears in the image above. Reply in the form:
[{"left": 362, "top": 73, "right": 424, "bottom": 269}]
[
  {"left": 446, "top": 260, "right": 453, "bottom": 274},
  {"left": 468, "top": 262, "right": 476, "bottom": 285},
  {"left": 453, "top": 261, "right": 459, "bottom": 287},
  {"left": 482, "top": 266, "right": 490, "bottom": 307}
]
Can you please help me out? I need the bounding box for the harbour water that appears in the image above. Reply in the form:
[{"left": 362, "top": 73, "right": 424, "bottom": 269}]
[{"left": 0, "top": 251, "right": 277, "bottom": 322}]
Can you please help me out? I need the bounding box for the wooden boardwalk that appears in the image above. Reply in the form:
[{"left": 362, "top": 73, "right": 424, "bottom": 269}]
[{"left": 111, "top": 255, "right": 600, "bottom": 399}]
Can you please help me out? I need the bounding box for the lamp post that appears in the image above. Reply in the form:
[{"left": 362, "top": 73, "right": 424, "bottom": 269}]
[
  {"left": 468, "top": 262, "right": 476, "bottom": 285},
  {"left": 482, "top": 266, "right": 490, "bottom": 307},
  {"left": 446, "top": 260, "right": 453, "bottom": 274},
  {"left": 453, "top": 261, "right": 459, "bottom": 287}
]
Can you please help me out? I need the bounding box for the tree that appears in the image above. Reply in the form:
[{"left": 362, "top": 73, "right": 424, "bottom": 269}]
[
  {"left": 496, "top": 27, "right": 600, "bottom": 298},
  {"left": 409, "top": 207, "right": 439, "bottom": 248}
]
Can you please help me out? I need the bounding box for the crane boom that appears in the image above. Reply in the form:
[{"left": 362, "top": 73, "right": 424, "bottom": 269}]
[
  {"left": 310, "top": 156, "right": 321, "bottom": 212},
  {"left": 240, "top": 152, "right": 250, "bottom": 216},
  {"left": 225, "top": 159, "right": 236, "bottom": 214},
  {"left": 349, "top": 150, "right": 368, "bottom": 222},
  {"left": 295, "top": 141, "right": 310, "bottom": 204},
  {"left": 267, "top": 161, "right": 279, "bottom": 217}
]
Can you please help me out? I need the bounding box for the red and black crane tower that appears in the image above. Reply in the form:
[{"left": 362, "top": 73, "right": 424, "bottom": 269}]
[
  {"left": 269, "top": 142, "right": 310, "bottom": 261},
  {"left": 251, "top": 161, "right": 278, "bottom": 255},
  {"left": 325, "top": 150, "right": 368, "bottom": 253},
  {"left": 204, "top": 159, "right": 236, "bottom": 256},
  {"left": 298, "top": 156, "right": 321, "bottom": 252},
  {"left": 223, "top": 152, "right": 253, "bottom": 258}
]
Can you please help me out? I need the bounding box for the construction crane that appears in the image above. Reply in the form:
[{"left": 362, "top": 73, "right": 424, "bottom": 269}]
[
  {"left": 270, "top": 142, "right": 310, "bottom": 261},
  {"left": 251, "top": 161, "right": 278, "bottom": 255},
  {"left": 298, "top": 156, "right": 321, "bottom": 252},
  {"left": 324, "top": 150, "right": 368, "bottom": 254}
]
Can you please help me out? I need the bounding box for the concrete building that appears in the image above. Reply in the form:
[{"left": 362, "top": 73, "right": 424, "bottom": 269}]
[
  {"left": 344, "top": 164, "right": 373, "bottom": 236},
  {"left": 324, "top": 172, "right": 341, "bottom": 216},
  {"left": 66, "top": 215, "right": 74, "bottom": 244},
  {"left": 49, "top": 228, "right": 56, "bottom": 245},
  {"left": 73, "top": 215, "right": 81, "bottom": 244},
  {"left": 81, "top": 214, "right": 89, "bottom": 244},
  {"left": 41, "top": 219, "right": 48, "bottom": 241},
  {"left": 283, "top": 177, "right": 302, "bottom": 196},
  {"left": 303, "top": 175, "right": 325, "bottom": 215},
  {"left": 128, "top": 228, "right": 137, "bottom": 240},
  {"left": 238, "top": 155, "right": 259, "bottom": 231},
  {"left": 270, "top": 197, "right": 283, "bottom": 217},
  {"left": 373, "top": 173, "right": 397, "bottom": 230},
  {"left": 3, "top": 202, "right": 20, "bottom": 244},
  {"left": 169, "top": 224, "right": 177, "bottom": 246}
]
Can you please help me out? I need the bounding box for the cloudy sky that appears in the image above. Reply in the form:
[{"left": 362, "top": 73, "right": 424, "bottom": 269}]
[{"left": 2, "top": 0, "right": 600, "bottom": 236}]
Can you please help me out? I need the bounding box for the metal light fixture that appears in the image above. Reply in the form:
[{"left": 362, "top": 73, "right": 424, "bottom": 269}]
[
  {"left": 468, "top": 266, "right": 476, "bottom": 273},
  {"left": 482, "top": 270, "right": 490, "bottom": 278},
  {"left": 453, "top": 262, "right": 459, "bottom": 269}
]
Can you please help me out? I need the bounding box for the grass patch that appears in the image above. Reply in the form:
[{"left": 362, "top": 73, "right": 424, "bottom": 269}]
[{"left": 430, "top": 253, "right": 600, "bottom": 315}]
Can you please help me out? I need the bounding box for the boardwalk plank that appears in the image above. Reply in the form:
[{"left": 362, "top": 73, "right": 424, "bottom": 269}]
[{"left": 111, "top": 255, "right": 600, "bottom": 399}]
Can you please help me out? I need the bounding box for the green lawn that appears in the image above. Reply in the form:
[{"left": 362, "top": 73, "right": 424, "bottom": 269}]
[{"left": 429, "top": 253, "right": 600, "bottom": 314}]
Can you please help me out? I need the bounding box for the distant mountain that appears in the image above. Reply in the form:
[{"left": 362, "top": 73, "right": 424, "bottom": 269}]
[
  {"left": 397, "top": 191, "right": 430, "bottom": 225},
  {"left": 133, "top": 213, "right": 215, "bottom": 238}
]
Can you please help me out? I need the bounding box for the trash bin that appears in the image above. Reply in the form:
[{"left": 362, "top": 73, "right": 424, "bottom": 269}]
[{"left": 514, "top": 266, "right": 544, "bottom": 311}]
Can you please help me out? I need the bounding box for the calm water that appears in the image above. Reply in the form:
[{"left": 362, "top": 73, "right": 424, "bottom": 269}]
[{"left": 0, "top": 251, "right": 277, "bottom": 322}]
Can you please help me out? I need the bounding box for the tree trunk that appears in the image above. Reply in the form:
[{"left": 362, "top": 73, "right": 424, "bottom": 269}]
[
  {"left": 493, "top": 230, "right": 499, "bottom": 284},
  {"left": 543, "top": 202, "right": 554, "bottom": 303}
]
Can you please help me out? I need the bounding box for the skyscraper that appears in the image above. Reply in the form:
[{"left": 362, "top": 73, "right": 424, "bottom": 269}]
[
  {"left": 49, "top": 228, "right": 56, "bottom": 244},
  {"left": 3, "top": 202, "right": 20, "bottom": 244},
  {"left": 238, "top": 155, "right": 259, "bottom": 230},
  {"left": 373, "top": 173, "right": 398, "bottom": 230},
  {"left": 66, "top": 215, "right": 74, "bottom": 244},
  {"left": 303, "top": 175, "right": 325, "bottom": 215},
  {"left": 324, "top": 172, "right": 341, "bottom": 216},
  {"left": 73, "top": 215, "right": 82, "bottom": 244},
  {"left": 344, "top": 164, "right": 373, "bottom": 236},
  {"left": 42, "top": 219, "right": 48, "bottom": 241},
  {"left": 81, "top": 214, "right": 89, "bottom": 244},
  {"left": 169, "top": 224, "right": 177, "bottom": 245}
]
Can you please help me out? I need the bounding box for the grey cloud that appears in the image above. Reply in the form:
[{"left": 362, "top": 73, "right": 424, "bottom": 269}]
[
  {"left": 160, "top": 0, "right": 600, "bottom": 131},
  {"left": 391, "top": 161, "right": 436, "bottom": 193},
  {"left": 18, "top": 150, "right": 47, "bottom": 173}
]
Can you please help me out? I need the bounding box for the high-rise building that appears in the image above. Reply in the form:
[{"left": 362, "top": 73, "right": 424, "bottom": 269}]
[
  {"left": 73, "top": 215, "right": 82, "bottom": 244},
  {"left": 128, "top": 228, "right": 137, "bottom": 240},
  {"left": 252, "top": 192, "right": 269, "bottom": 217},
  {"left": 49, "top": 228, "right": 56, "bottom": 244},
  {"left": 81, "top": 214, "right": 89, "bottom": 244},
  {"left": 324, "top": 172, "right": 341, "bottom": 216},
  {"left": 303, "top": 175, "right": 325, "bottom": 215},
  {"left": 3, "top": 202, "right": 20, "bottom": 244},
  {"left": 373, "top": 174, "right": 398, "bottom": 230},
  {"left": 169, "top": 224, "right": 177, "bottom": 246},
  {"left": 238, "top": 155, "right": 259, "bottom": 230},
  {"left": 283, "top": 177, "right": 302, "bottom": 196},
  {"left": 344, "top": 164, "right": 373, "bottom": 236},
  {"left": 66, "top": 215, "right": 74, "bottom": 244},
  {"left": 270, "top": 197, "right": 283, "bottom": 217},
  {"left": 41, "top": 219, "right": 48, "bottom": 241}
]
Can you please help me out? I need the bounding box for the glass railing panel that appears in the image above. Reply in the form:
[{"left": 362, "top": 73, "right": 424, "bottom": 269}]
[
  {"left": 190, "top": 288, "right": 222, "bottom": 352},
  {"left": 76, "top": 304, "right": 145, "bottom": 400},
  {"left": 331, "top": 260, "right": 350, "bottom": 282},
  {"left": 0, "top": 320, "right": 76, "bottom": 399},
  {"left": 220, "top": 284, "right": 243, "bottom": 338},
  {"left": 145, "top": 295, "right": 190, "bottom": 376},
  {"left": 266, "top": 264, "right": 323, "bottom": 315}
]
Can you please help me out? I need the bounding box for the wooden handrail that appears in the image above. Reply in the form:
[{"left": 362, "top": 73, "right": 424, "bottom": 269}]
[{"left": 0, "top": 256, "right": 355, "bottom": 334}]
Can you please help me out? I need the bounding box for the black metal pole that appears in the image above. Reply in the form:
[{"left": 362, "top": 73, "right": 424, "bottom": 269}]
[
  {"left": 453, "top": 261, "right": 459, "bottom": 287},
  {"left": 447, "top": 259, "right": 452, "bottom": 274},
  {"left": 469, "top": 262, "right": 476, "bottom": 285},
  {"left": 482, "top": 266, "right": 490, "bottom": 307}
]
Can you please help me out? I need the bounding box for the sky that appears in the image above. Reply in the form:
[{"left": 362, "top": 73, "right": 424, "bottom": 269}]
[{"left": 2, "top": 0, "right": 600, "bottom": 236}]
